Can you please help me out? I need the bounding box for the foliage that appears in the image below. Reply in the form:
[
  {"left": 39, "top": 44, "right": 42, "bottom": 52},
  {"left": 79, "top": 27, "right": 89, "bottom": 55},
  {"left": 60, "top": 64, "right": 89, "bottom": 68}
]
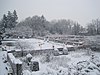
[
  {"left": 16, "top": 17, "right": 83, "bottom": 37},
  {"left": 0, "top": 10, "right": 18, "bottom": 33},
  {"left": 87, "top": 19, "right": 100, "bottom": 35}
]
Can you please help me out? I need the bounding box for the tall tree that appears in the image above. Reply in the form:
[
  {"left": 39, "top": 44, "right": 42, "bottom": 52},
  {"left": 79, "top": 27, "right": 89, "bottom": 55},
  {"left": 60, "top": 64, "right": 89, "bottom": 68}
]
[
  {"left": 87, "top": 23, "right": 96, "bottom": 35},
  {"left": 0, "top": 14, "right": 7, "bottom": 33},
  {"left": 41, "top": 15, "right": 46, "bottom": 28},
  {"left": 12, "top": 10, "right": 18, "bottom": 25},
  {"left": 7, "top": 10, "right": 18, "bottom": 29},
  {"left": 87, "top": 19, "right": 100, "bottom": 35},
  {"left": 93, "top": 19, "right": 100, "bottom": 34},
  {"left": 7, "top": 11, "right": 13, "bottom": 29},
  {"left": 72, "top": 22, "right": 80, "bottom": 35}
]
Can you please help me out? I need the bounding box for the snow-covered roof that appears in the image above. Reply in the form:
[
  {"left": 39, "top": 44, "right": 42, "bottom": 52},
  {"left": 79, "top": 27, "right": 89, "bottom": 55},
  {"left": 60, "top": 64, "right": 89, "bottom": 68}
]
[
  {"left": 26, "top": 53, "right": 32, "bottom": 58},
  {"left": 66, "top": 45, "right": 74, "bottom": 48}
]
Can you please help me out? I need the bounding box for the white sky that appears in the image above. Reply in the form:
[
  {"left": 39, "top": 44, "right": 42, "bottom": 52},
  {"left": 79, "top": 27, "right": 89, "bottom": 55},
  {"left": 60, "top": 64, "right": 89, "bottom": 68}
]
[{"left": 0, "top": 0, "right": 100, "bottom": 26}]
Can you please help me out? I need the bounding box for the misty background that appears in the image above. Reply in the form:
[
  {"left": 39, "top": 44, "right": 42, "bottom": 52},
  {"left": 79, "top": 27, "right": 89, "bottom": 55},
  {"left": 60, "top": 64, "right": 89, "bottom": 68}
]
[
  {"left": 0, "top": 0, "right": 100, "bottom": 26},
  {"left": 0, "top": 0, "right": 100, "bottom": 38}
]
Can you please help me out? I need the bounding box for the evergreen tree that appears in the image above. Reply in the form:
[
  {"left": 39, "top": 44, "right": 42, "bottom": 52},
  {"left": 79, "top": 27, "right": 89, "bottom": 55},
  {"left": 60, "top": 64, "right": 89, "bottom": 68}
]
[
  {"left": 7, "top": 10, "right": 18, "bottom": 29},
  {"left": 13, "top": 10, "right": 18, "bottom": 25},
  {"left": 0, "top": 14, "right": 7, "bottom": 33},
  {"left": 41, "top": 15, "right": 46, "bottom": 28},
  {"left": 7, "top": 11, "right": 13, "bottom": 29},
  {"left": 2, "top": 14, "right": 7, "bottom": 28}
]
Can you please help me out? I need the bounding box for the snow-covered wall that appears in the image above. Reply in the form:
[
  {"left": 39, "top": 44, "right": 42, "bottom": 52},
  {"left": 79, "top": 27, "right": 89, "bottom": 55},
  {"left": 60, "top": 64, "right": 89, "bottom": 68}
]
[
  {"left": 7, "top": 53, "right": 22, "bottom": 75},
  {"left": 13, "top": 49, "right": 54, "bottom": 57}
]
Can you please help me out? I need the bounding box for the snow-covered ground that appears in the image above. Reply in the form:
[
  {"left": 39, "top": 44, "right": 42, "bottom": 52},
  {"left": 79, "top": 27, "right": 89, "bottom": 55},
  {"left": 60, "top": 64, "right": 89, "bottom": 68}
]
[
  {"left": 2, "top": 38, "right": 64, "bottom": 51},
  {"left": 1, "top": 38, "right": 100, "bottom": 75},
  {"left": 17, "top": 38, "right": 64, "bottom": 50},
  {"left": 21, "top": 50, "right": 100, "bottom": 75},
  {"left": 0, "top": 50, "right": 12, "bottom": 75},
  {"left": 1, "top": 49, "right": 100, "bottom": 75}
]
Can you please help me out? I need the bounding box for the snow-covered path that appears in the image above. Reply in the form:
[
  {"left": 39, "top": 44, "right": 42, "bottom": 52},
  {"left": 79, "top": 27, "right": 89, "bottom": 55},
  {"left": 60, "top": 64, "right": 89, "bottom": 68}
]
[{"left": 0, "top": 51, "right": 8, "bottom": 75}]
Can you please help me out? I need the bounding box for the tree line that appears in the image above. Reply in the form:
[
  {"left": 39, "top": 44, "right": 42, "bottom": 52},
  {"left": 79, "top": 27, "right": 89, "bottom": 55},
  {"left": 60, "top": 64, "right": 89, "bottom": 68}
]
[
  {"left": 87, "top": 19, "right": 100, "bottom": 35},
  {"left": 0, "top": 10, "right": 100, "bottom": 38}
]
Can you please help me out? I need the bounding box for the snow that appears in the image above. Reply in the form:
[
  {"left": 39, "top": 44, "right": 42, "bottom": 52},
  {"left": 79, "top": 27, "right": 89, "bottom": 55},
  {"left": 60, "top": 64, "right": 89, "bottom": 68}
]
[
  {"left": 15, "top": 38, "right": 64, "bottom": 51},
  {"left": 1, "top": 38, "right": 100, "bottom": 75},
  {"left": 23, "top": 70, "right": 31, "bottom": 75},
  {"left": 21, "top": 50, "right": 100, "bottom": 75},
  {"left": 0, "top": 51, "right": 9, "bottom": 75},
  {"left": 2, "top": 40, "right": 21, "bottom": 51},
  {"left": 26, "top": 53, "right": 32, "bottom": 58},
  {"left": 8, "top": 53, "right": 22, "bottom": 64},
  {"left": 2, "top": 38, "right": 64, "bottom": 51},
  {"left": 66, "top": 45, "right": 74, "bottom": 47}
]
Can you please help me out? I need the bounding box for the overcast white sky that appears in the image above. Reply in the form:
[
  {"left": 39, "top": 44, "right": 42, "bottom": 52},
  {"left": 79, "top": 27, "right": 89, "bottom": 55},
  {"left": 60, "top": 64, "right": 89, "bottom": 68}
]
[{"left": 0, "top": 0, "right": 100, "bottom": 26}]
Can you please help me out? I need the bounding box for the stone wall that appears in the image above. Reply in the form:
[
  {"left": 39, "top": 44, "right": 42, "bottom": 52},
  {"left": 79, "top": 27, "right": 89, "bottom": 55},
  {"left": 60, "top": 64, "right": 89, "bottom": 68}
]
[
  {"left": 13, "top": 49, "right": 54, "bottom": 57},
  {"left": 7, "top": 53, "right": 22, "bottom": 75}
]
